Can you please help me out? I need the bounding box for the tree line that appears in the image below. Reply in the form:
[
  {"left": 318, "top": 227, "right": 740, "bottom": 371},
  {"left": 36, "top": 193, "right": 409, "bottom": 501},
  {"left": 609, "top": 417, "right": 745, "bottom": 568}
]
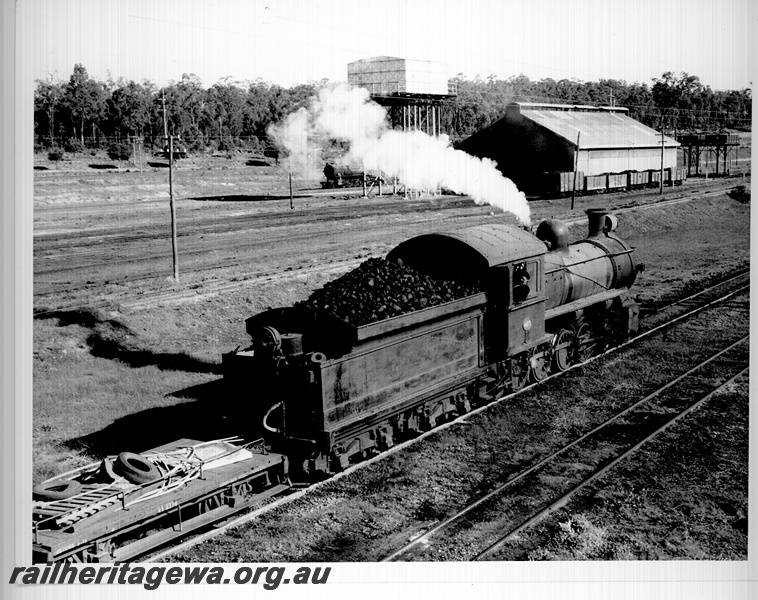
[
  {"left": 35, "top": 64, "right": 751, "bottom": 155},
  {"left": 34, "top": 64, "right": 321, "bottom": 155},
  {"left": 445, "top": 71, "right": 751, "bottom": 142}
]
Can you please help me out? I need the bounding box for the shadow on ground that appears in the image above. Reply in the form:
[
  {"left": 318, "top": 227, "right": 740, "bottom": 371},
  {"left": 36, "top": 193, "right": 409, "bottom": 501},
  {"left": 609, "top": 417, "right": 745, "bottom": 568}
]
[
  {"left": 35, "top": 309, "right": 221, "bottom": 375},
  {"left": 88, "top": 163, "right": 118, "bottom": 170},
  {"left": 188, "top": 193, "right": 287, "bottom": 202},
  {"left": 188, "top": 192, "right": 327, "bottom": 202},
  {"left": 64, "top": 379, "right": 240, "bottom": 457}
]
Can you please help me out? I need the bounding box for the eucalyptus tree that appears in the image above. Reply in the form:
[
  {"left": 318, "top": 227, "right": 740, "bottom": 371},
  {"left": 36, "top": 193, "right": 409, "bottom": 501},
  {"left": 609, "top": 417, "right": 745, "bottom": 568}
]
[
  {"left": 652, "top": 71, "right": 704, "bottom": 129},
  {"left": 34, "top": 78, "right": 64, "bottom": 146},
  {"left": 158, "top": 73, "right": 207, "bottom": 148},
  {"left": 109, "top": 80, "right": 155, "bottom": 139},
  {"left": 63, "top": 63, "right": 108, "bottom": 145},
  {"left": 203, "top": 79, "right": 247, "bottom": 147}
]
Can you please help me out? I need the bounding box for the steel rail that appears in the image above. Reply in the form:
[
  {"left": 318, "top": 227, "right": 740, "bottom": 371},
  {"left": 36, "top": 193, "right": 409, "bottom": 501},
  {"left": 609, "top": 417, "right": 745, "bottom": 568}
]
[
  {"left": 643, "top": 268, "right": 749, "bottom": 313},
  {"left": 473, "top": 364, "right": 749, "bottom": 561}
]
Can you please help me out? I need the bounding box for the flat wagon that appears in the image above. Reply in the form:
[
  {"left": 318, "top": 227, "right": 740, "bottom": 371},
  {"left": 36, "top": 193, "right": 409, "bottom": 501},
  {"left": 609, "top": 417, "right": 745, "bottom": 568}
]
[{"left": 32, "top": 439, "right": 290, "bottom": 563}]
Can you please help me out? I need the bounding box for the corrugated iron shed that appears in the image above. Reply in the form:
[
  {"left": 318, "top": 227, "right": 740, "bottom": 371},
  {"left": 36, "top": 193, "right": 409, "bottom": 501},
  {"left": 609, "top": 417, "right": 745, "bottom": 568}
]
[
  {"left": 516, "top": 103, "right": 679, "bottom": 149},
  {"left": 457, "top": 102, "right": 681, "bottom": 188}
]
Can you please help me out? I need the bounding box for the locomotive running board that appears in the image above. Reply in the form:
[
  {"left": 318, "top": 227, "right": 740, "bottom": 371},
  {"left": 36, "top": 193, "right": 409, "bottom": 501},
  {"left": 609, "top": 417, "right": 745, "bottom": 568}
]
[{"left": 545, "top": 288, "right": 629, "bottom": 321}]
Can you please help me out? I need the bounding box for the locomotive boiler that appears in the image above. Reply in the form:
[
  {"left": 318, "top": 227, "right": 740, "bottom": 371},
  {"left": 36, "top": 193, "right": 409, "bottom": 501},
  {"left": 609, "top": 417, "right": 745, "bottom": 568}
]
[{"left": 224, "top": 209, "right": 642, "bottom": 477}]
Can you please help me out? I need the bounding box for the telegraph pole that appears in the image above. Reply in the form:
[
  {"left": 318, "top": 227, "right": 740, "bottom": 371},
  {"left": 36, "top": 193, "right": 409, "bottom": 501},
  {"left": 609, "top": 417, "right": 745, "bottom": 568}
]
[
  {"left": 162, "top": 91, "right": 179, "bottom": 281},
  {"left": 571, "top": 131, "right": 581, "bottom": 210},
  {"left": 169, "top": 135, "right": 179, "bottom": 281},
  {"left": 660, "top": 128, "right": 665, "bottom": 195},
  {"left": 162, "top": 91, "right": 169, "bottom": 140},
  {"left": 288, "top": 157, "right": 294, "bottom": 210}
]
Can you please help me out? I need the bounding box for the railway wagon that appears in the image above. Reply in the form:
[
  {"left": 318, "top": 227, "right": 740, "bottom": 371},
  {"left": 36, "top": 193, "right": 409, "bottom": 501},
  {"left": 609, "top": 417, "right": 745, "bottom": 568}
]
[
  {"left": 584, "top": 174, "right": 607, "bottom": 193},
  {"left": 224, "top": 209, "right": 642, "bottom": 477},
  {"left": 607, "top": 173, "right": 627, "bottom": 192},
  {"left": 542, "top": 168, "right": 685, "bottom": 196},
  {"left": 32, "top": 439, "right": 291, "bottom": 563},
  {"left": 539, "top": 171, "right": 584, "bottom": 196},
  {"left": 627, "top": 170, "right": 649, "bottom": 189}
]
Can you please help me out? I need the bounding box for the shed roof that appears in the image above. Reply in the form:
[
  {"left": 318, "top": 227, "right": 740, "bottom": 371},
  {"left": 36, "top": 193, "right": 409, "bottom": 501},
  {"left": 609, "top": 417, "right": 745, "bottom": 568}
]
[{"left": 510, "top": 102, "right": 679, "bottom": 150}]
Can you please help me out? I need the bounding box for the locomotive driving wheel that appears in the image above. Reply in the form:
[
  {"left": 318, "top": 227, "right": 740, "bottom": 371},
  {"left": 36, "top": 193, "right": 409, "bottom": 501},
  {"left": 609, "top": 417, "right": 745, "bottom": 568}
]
[
  {"left": 552, "top": 328, "right": 575, "bottom": 372},
  {"left": 529, "top": 346, "right": 551, "bottom": 382},
  {"left": 574, "top": 321, "right": 596, "bottom": 363}
]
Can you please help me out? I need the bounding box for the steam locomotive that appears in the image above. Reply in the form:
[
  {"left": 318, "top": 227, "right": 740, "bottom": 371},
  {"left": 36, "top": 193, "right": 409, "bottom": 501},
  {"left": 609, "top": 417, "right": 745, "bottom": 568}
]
[
  {"left": 322, "top": 163, "right": 385, "bottom": 189},
  {"left": 224, "top": 209, "right": 643, "bottom": 477}
]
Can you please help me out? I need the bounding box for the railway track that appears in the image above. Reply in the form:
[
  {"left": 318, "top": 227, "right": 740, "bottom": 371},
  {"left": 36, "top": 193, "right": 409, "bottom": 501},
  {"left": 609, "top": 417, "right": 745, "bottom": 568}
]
[
  {"left": 33, "top": 187, "right": 737, "bottom": 316},
  {"left": 32, "top": 200, "right": 480, "bottom": 311},
  {"left": 142, "top": 278, "right": 749, "bottom": 563},
  {"left": 382, "top": 335, "right": 748, "bottom": 561},
  {"left": 475, "top": 363, "right": 748, "bottom": 561}
]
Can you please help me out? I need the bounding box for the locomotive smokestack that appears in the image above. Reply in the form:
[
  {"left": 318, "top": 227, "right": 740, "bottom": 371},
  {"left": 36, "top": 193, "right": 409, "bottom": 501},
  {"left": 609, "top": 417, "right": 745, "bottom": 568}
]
[{"left": 586, "top": 208, "right": 610, "bottom": 237}]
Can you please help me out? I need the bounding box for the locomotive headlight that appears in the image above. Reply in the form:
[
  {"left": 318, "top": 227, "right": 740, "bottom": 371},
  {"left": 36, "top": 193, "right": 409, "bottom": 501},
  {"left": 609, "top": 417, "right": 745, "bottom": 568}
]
[{"left": 523, "top": 318, "right": 532, "bottom": 331}]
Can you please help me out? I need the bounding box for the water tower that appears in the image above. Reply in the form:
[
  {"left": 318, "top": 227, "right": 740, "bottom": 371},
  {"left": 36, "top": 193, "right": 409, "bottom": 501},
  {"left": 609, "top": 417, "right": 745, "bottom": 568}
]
[{"left": 348, "top": 57, "right": 457, "bottom": 136}]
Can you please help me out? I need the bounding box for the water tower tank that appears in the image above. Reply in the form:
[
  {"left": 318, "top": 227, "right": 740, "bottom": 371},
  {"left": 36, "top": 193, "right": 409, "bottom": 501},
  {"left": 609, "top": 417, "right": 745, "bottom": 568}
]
[{"left": 348, "top": 57, "right": 454, "bottom": 96}]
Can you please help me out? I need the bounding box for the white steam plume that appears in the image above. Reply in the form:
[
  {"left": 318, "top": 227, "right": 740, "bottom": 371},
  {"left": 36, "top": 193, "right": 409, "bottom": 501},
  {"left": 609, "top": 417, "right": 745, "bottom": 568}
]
[{"left": 269, "top": 84, "right": 531, "bottom": 225}]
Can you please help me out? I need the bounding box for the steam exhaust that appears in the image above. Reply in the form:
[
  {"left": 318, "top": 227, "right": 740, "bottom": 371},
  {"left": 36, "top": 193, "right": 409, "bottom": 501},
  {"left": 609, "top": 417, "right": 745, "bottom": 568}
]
[{"left": 269, "top": 84, "right": 531, "bottom": 226}]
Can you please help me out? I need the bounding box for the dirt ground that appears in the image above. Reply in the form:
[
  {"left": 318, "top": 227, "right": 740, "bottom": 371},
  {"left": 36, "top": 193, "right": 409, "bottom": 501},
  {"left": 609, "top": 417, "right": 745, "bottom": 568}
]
[{"left": 32, "top": 151, "right": 751, "bottom": 560}]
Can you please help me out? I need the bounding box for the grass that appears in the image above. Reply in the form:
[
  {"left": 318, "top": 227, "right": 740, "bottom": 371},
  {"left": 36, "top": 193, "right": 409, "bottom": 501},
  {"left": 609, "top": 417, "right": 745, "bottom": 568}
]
[
  {"left": 527, "top": 514, "right": 611, "bottom": 560},
  {"left": 517, "top": 375, "right": 749, "bottom": 561},
  {"left": 32, "top": 312, "right": 221, "bottom": 483}
]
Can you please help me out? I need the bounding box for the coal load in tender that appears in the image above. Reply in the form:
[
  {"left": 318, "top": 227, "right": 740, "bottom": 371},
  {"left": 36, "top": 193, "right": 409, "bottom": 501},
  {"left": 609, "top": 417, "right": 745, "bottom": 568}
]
[{"left": 301, "top": 257, "right": 481, "bottom": 326}]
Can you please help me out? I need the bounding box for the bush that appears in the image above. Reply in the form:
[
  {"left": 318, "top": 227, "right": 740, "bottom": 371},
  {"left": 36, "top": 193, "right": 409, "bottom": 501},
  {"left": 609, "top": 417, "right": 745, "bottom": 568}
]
[
  {"left": 48, "top": 148, "right": 64, "bottom": 161},
  {"left": 185, "top": 135, "right": 205, "bottom": 152},
  {"left": 63, "top": 138, "right": 85, "bottom": 154},
  {"left": 107, "top": 142, "right": 132, "bottom": 161},
  {"left": 728, "top": 185, "right": 750, "bottom": 204}
]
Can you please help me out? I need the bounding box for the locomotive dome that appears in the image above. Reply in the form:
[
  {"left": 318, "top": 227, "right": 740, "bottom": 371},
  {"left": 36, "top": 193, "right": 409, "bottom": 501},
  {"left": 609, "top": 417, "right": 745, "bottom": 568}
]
[{"left": 387, "top": 223, "right": 547, "bottom": 281}]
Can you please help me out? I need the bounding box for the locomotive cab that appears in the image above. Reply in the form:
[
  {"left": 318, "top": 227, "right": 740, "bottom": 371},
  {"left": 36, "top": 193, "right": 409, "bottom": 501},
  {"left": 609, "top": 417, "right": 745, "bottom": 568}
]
[
  {"left": 388, "top": 223, "right": 552, "bottom": 362},
  {"left": 486, "top": 258, "right": 550, "bottom": 361}
]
